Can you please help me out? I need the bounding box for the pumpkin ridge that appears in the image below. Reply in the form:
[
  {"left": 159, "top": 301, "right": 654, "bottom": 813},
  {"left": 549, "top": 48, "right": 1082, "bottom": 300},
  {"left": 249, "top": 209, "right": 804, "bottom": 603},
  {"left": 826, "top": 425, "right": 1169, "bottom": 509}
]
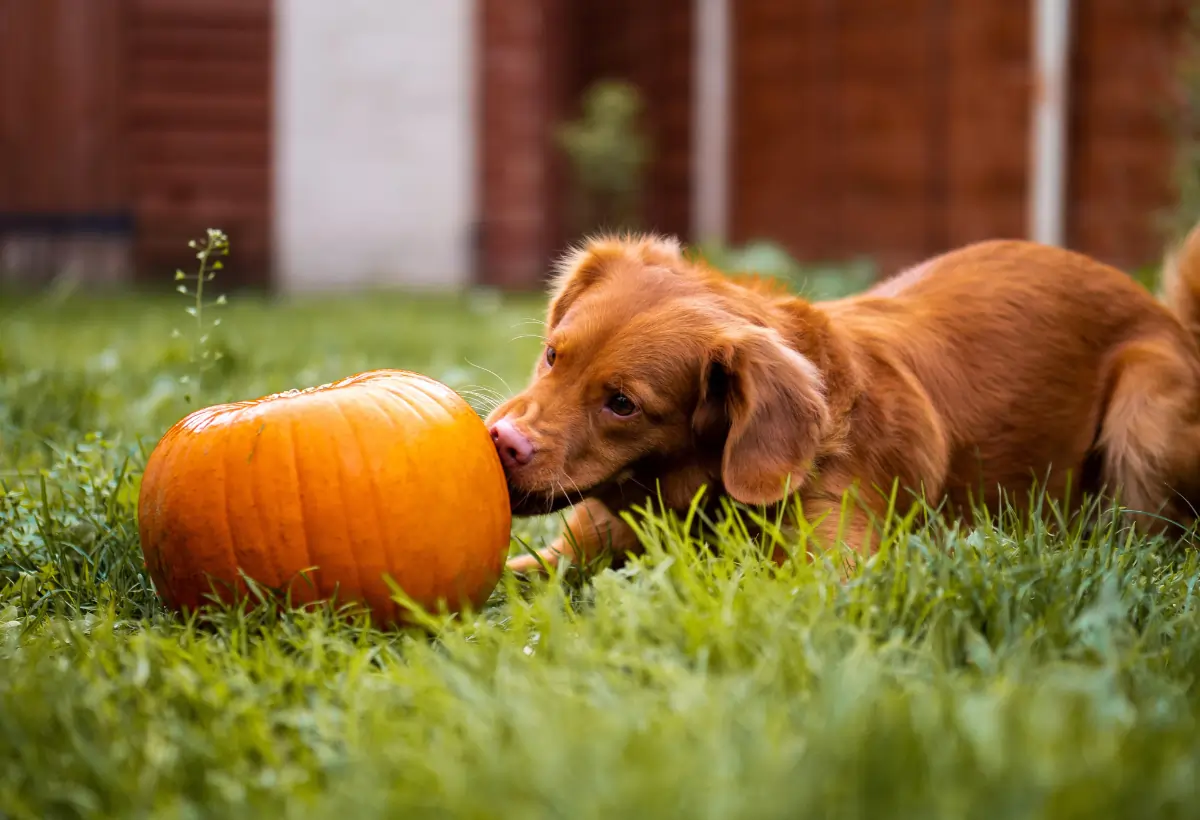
[
  {"left": 140, "top": 431, "right": 175, "bottom": 607},
  {"left": 327, "top": 393, "right": 390, "bottom": 622},
  {"left": 374, "top": 384, "right": 454, "bottom": 590},
  {"left": 386, "top": 369, "right": 447, "bottom": 393},
  {"left": 245, "top": 413, "right": 285, "bottom": 597},
  {"left": 381, "top": 382, "right": 454, "bottom": 428},
  {"left": 402, "top": 378, "right": 465, "bottom": 421},
  {"left": 354, "top": 391, "right": 407, "bottom": 621},
  {"left": 366, "top": 386, "right": 433, "bottom": 595},
  {"left": 320, "top": 392, "right": 371, "bottom": 615},
  {"left": 217, "top": 419, "right": 244, "bottom": 606},
  {"left": 283, "top": 414, "right": 319, "bottom": 600}
]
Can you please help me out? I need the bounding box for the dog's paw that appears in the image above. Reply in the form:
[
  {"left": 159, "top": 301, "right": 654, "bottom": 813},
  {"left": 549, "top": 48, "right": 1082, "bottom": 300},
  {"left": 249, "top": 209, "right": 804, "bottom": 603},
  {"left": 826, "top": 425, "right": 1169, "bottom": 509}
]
[{"left": 506, "top": 549, "right": 561, "bottom": 575}]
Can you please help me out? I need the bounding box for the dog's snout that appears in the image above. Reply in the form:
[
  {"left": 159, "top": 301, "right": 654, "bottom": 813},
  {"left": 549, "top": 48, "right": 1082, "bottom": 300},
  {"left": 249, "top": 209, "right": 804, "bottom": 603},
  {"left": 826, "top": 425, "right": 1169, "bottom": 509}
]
[{"left": 490, "top": 419, "right": 535, "bottom": 470}]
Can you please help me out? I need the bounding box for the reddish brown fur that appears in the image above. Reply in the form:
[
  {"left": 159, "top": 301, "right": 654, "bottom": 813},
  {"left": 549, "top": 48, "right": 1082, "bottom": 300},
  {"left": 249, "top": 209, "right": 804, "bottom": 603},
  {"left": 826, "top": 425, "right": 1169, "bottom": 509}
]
[{"left": 488, "top": 227, "right": 1200, "bottom": 572}]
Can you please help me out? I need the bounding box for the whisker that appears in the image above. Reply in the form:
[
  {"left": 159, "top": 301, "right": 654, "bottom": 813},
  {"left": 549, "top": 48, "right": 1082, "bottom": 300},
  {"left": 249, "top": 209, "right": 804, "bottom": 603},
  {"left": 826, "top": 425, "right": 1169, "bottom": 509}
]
[
  {"left": 554, "top": 480, "right": 572, "bottom": 508},
  {"left": 458, "top": 385, "right": 506, "bottom": 402},
  {"left": 628, "top": 476, "right": 657, "bottom": 498},
  {"left": 463, "top": 358, "right": 513, "bottom": 395},
  {"left": 455, "top": 387, "right": 505, "bottom": 412},
  {"left": 461, "top": 399, "right": 501, "bottom": 415},
  {"left": 563, "top": 474, "right": 587, "bottom": 507}
]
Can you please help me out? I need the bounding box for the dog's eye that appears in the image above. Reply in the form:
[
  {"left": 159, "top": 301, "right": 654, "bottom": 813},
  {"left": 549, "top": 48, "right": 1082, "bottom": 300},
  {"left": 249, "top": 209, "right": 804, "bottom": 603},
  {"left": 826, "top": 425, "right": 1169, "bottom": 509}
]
[
  {"left": 545, "top": 346, "right": 556, "bottom": 367},
  {"left": 606, "top": 393, "right": 636, "bottom": 417}
]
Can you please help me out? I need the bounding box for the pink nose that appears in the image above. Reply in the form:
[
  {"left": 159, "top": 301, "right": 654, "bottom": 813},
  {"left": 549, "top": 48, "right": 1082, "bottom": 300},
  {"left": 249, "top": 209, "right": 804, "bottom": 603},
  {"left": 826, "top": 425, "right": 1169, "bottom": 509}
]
[{"left": 490, "top": 419, "right": 535, "bottom": 470}]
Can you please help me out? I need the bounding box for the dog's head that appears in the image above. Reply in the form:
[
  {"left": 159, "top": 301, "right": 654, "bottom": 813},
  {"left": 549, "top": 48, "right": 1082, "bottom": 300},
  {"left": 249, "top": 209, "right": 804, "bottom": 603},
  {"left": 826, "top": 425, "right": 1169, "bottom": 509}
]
[{"left": 486, "top": 235, "right": 830, "bottom": 516}]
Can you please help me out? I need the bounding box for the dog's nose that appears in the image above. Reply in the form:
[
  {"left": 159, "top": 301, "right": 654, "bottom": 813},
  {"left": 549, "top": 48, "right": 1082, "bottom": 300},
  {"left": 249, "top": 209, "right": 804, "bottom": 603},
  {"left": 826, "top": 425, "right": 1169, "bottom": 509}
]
[{"left": 490, "top": 419, "right": 535, "bottom": 470}]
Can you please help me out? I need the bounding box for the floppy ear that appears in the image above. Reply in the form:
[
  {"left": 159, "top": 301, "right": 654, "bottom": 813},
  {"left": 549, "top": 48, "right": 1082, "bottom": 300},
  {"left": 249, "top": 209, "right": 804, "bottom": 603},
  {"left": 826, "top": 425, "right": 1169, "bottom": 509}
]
[
  {"left": 547, "top": 247, "right": 606, "bottom": 328},
  {"left": 699, "top": 326, "right": 829, "bottom": 505}
]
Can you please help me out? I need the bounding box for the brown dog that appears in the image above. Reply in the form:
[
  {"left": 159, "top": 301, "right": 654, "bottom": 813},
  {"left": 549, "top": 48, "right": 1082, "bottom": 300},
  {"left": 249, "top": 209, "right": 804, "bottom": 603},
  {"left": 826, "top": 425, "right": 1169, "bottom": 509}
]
[{"left": 487, "top": 226, "right": 1200, "bottom": 572}]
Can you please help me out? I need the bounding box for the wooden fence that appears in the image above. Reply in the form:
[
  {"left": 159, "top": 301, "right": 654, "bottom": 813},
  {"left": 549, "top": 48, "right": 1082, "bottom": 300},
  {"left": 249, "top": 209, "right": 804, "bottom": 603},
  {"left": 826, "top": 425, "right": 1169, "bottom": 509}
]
[
  {"left": 0, "top": 0, "right": 272, "bottom": 288},
  {"left": 730, "top": 0, "right": 1187, "bottom": 272}
]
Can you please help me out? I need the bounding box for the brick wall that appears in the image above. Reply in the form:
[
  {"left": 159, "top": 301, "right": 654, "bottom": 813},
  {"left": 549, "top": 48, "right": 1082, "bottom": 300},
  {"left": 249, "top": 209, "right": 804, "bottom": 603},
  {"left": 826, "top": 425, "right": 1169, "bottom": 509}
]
[
  {"left": 1, "top": 0, "right": 274, "bottom": 289},
  {"left": 732, "top": 0, "right": 1188, "bottom": 273},
  {"left": 0, "top": 0, "right": 132, "bottom": 285},
  {"left": 568, "top": 0, "right": 694, "bottom": 243},
  {"left": 1068, "top": 0, "right": 1186, "bottom": 267},
  {"left": 732, "top": 0, "right": 1032, "bottom": 273},
  {"left": 477, "top": 0, "right": 694, "bottom": 289},
  {"left": 128, "top": 0, "right": 272, "bottom": 288},
  {"left": 477, "top": 0, "right": 569, "bottom": 288}
]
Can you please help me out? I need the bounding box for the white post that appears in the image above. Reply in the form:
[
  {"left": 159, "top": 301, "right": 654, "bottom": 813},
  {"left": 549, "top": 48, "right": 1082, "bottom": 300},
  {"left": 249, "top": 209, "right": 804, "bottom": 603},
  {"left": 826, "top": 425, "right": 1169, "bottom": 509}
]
[
  {"left": 1029, "top": 0, "right": 1073, "bottom": 247},
  {"left": 274, "top": 0, "right": 475, "bottom": 291},
  {"left": 693, "top": 0, "right": 731, "bottom": 244}
]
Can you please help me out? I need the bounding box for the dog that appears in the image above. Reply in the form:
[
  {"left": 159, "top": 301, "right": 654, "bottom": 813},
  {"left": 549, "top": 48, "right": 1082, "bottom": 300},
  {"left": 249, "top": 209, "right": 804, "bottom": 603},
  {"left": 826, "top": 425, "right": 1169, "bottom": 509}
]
[{"left": 486, "top": 225, "right": 1200, "bottom": 573}]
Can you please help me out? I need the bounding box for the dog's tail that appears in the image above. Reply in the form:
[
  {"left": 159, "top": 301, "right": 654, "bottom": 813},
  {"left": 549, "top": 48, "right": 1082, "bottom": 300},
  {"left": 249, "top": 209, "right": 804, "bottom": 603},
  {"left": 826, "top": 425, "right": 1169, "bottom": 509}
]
[{"left": 1161, "top": 221, "right": 1200, "bottom": 347}]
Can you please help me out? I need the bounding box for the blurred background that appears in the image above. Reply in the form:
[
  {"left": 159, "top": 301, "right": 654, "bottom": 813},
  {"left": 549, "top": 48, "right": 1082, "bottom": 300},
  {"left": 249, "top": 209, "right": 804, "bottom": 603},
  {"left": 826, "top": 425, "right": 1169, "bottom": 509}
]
[{"left": 0, "top": 0, "right": 1197, "bottom": 295}]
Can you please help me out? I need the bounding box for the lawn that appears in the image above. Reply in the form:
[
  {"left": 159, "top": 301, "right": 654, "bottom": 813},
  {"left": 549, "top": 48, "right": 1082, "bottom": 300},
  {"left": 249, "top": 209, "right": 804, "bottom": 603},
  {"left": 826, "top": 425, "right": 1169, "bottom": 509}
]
[{"left": 4, "top": 272, "right": 1200, "bottom": 819}]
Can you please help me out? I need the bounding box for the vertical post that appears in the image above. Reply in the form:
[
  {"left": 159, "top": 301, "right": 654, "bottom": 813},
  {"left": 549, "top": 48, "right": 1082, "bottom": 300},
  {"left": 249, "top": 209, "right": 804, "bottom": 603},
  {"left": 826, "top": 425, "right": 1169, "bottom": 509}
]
[
  {"left": 692, "top": 0, "right": 731, "bottom": 244},
  {"left": 1028, "top": 0, "right": 1073, "bottom": 247},
  {"left": 476, "top": 0, "right": 563, "bottom": 289}
]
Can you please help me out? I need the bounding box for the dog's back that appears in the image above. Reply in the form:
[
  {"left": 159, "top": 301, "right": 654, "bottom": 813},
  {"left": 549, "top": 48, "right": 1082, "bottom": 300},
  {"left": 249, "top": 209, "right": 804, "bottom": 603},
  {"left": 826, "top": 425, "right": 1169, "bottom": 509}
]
[{"left": 820, "top": 234, "right": 1200, "bottom": 528}]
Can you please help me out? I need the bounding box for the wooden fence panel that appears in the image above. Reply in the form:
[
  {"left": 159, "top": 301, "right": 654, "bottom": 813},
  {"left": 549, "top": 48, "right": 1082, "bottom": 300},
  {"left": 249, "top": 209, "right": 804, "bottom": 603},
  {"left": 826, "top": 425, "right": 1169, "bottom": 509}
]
[
  {"left": 1068, "top": 0, "right": 1185, "bottom": 268},
  {"left": 732, "top": 0, "right": 1030, "bottom": 273},
  {"left": 733, "top": 0, "right": 1189, "bottom": 273},
  {"left": 569, "top": 0, "right": 694, "bottom": 242},
  {"left": 0, "top": 0, "right": 128, "bottom": 214},
  {"left": 0, "top": 0, "right": 130, "bottom": 284},
  {"left": 126, "top": 0, "right": 272, "bottom": 288}
]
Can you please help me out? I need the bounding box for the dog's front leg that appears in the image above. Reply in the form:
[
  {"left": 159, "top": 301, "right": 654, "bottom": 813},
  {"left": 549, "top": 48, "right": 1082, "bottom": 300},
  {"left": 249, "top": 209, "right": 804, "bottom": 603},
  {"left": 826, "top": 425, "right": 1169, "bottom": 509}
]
[{"left": 506, "top": 498, "right": 638, "bottom": 574}]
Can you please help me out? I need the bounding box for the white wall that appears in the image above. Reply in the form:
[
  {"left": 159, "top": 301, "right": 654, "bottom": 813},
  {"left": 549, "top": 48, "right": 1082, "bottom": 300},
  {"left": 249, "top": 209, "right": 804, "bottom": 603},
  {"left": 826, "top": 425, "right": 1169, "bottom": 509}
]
[
  {"left": 275, "top": 0, "right": 474, "bottom": 291},
  {"left": 692, "top": 0, "right": 730, "bottom": 245}
]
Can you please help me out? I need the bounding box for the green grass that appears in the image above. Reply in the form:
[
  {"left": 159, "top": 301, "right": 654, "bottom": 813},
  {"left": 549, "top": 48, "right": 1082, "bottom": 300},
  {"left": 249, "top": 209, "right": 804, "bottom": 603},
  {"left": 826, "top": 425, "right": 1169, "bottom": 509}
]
[{"left": 4, "top": 279, "right": 1200, "bottom": 819}]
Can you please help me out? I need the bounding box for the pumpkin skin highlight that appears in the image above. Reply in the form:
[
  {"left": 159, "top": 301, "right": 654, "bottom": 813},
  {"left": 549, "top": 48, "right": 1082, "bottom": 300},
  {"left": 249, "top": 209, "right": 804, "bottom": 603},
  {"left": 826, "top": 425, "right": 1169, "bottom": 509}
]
[{"left": 137, "top": 369, "right": 512, "bottom": 625}]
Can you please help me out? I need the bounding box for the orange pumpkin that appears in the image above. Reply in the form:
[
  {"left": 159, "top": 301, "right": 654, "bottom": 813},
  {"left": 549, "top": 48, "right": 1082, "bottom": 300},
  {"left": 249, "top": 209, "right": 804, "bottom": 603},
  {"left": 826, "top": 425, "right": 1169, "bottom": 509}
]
[{"left": 137, "top": 369, "right": 511, "bottom": 625}]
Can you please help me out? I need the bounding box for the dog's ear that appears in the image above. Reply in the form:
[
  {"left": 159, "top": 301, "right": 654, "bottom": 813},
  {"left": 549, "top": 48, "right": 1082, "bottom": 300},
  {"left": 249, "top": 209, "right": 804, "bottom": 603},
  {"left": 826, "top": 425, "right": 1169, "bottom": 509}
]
[
  {"left": 547, "top": 234, "right": 683, "bottom": 327},
  {"left": 547, "top": 246, "right": 606, "bottom": 328},
  {"left": 698, "top": 326, "right": 828, "bottom": 505}
]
